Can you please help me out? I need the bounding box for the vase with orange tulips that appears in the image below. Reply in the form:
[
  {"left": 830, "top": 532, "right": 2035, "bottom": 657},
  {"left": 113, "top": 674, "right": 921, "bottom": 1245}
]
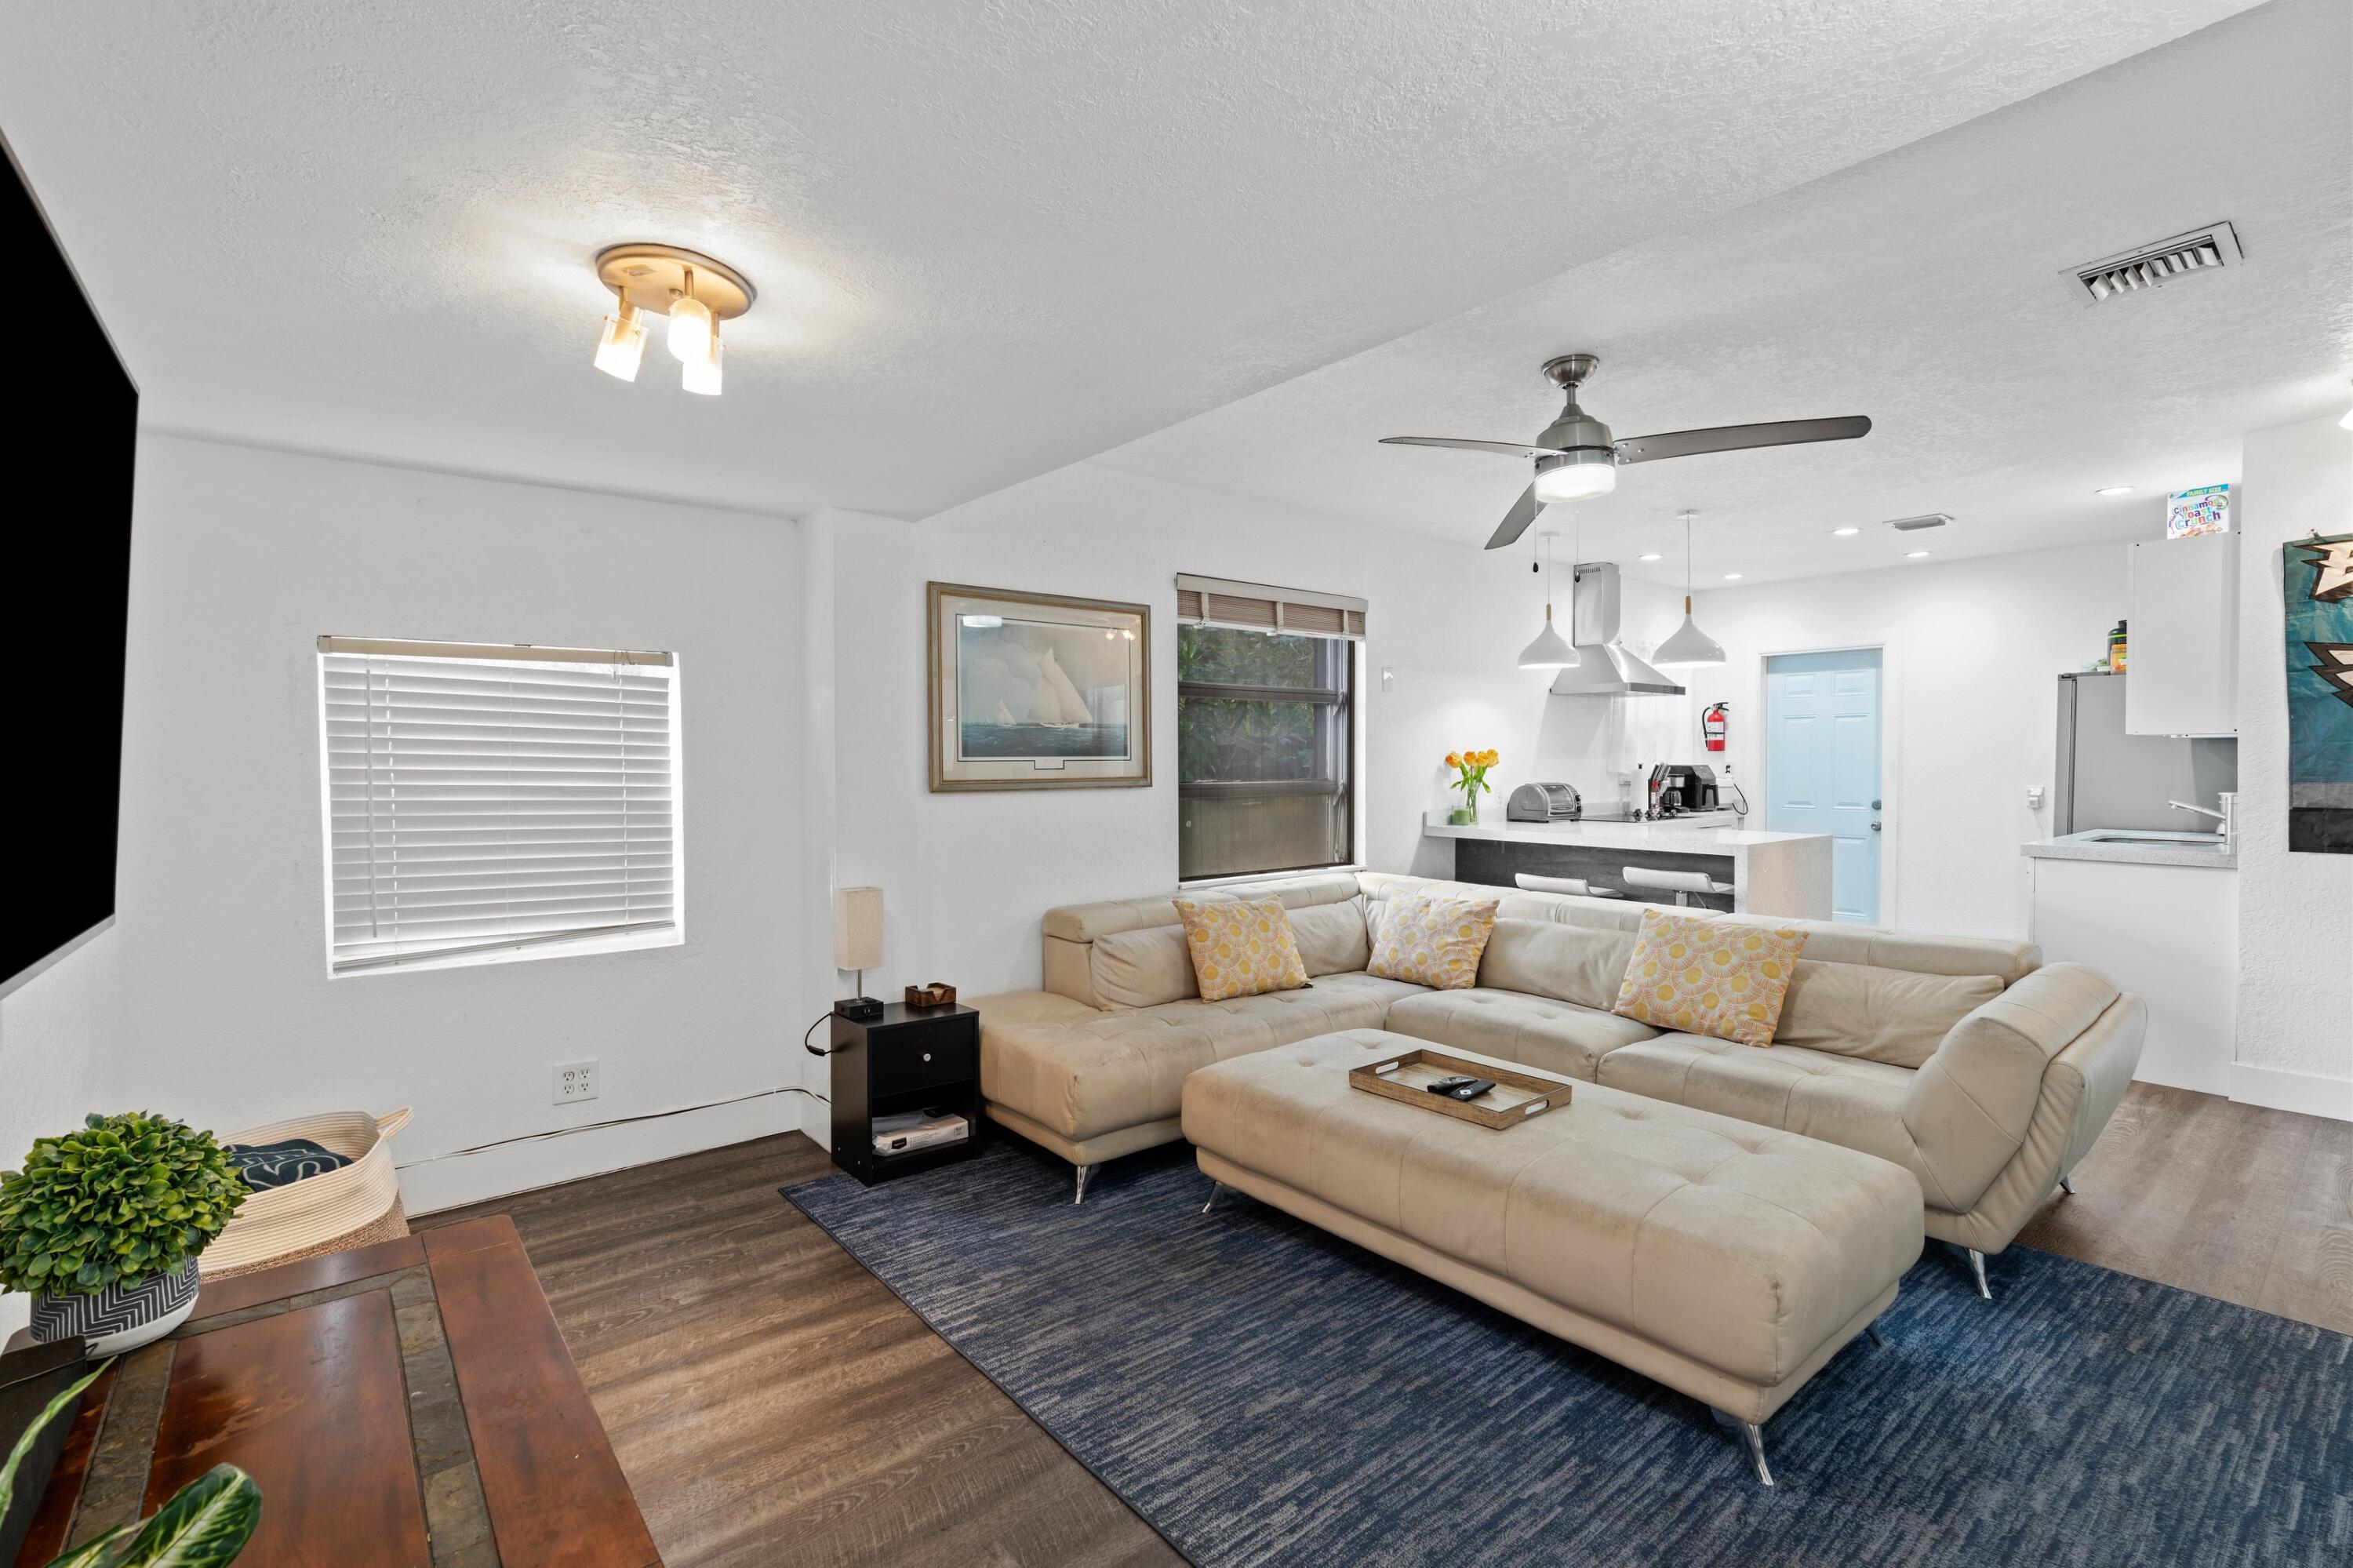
[{"left": 1445, "top": 748, "right": 1497, "bottom": 824}]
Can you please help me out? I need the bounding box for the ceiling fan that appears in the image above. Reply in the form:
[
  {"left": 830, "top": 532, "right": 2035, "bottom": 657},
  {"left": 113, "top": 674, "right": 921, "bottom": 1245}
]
[{"left": 1381, "top": 355, "right": 1871, "bottom": 549}]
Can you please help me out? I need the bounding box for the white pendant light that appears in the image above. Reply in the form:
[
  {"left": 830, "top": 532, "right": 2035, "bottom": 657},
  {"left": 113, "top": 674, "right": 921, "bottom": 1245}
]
[
  {"left": 1653, "top": 508, "right": 1726, "bottom": 668},
  {"left": 591, "top": 295, "right": 646, "bottom": 380},
  {"left": 1530, "top": 447, "right": 1617, "bottom": 504},
  {"left": 1518, "top": 529, "right": 1579, "bottom": 668}
]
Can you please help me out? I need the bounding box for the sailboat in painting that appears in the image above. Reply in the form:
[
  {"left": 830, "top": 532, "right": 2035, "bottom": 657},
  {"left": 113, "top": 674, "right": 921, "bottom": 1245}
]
[{"left": 1027, "top": 647, "right": 1093, "bottom": 729}]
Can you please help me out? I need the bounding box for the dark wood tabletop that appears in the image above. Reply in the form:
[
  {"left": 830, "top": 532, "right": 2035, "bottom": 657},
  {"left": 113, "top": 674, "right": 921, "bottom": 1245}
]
[{"left": 8, "top": 1216, "right": 660, "bottom": 1568}]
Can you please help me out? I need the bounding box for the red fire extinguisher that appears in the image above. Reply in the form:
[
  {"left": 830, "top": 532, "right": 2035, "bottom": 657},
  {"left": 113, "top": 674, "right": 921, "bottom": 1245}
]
[{"left": 1701, "top": 702, "right": 1729, "bottom": 754}]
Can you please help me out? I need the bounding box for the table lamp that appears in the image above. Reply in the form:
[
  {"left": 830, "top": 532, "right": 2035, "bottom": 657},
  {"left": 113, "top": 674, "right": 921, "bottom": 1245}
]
[{"left": 832, "top": 886, "right": 886, "bottom": 1021}]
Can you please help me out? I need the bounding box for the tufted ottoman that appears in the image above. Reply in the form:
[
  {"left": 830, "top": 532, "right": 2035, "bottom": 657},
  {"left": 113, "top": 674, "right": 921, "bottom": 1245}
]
[{"left": 1180, "top": 1029, "right": 1925, "bottom": 1484}]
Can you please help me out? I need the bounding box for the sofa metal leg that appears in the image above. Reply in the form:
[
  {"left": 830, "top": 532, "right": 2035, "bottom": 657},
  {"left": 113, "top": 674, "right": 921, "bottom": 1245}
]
[
  {"left": 1711, "top": 1409, "right": 1774, "bottom": 1487},
  {"left": 1074, "top": 1162, "right": 1100, "bottom": 1206},
  {"left": 1966, "top": 1247, "right": 1993, "bottom": 1301},
  {"left": 1200, "top": 1179, "right": 1227, "bottom": 1215},
  {"left": 1864, "top": 1321, "right": 1886, "bottom": 1348},
  {"left": 2058, "top": 1173, "right": 2076, "bottom": 1196}
]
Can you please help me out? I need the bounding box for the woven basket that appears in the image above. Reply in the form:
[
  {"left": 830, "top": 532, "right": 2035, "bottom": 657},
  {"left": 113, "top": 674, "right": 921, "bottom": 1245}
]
[{"left": 198, "top": 1108, "right": 413, "bottom": 1282}]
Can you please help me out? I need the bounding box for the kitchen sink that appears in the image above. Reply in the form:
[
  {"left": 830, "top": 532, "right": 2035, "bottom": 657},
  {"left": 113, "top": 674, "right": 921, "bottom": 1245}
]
[{"left": 2072, "top": 829, "right": 2228, "bottom": 849}]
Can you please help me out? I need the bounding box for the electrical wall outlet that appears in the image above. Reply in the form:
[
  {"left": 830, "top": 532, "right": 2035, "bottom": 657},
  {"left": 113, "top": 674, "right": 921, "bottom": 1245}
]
[
  {"left": 2026, "top": 785, "right": 2046, "bottom": 811},
  {"left": 553, "top": 1059, "right": 599, "bottom": 1104}
]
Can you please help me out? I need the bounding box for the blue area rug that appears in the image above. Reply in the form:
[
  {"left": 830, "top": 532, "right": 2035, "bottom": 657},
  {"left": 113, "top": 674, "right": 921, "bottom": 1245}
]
[{"left": 784, "top": 1141, "right": 2351, "bottom": 1566}]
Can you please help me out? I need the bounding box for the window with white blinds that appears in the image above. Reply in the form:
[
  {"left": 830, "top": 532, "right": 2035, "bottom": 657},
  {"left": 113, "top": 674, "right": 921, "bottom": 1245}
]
[{"left": 318, "top": 638, "right": 681, "bottom": 975}]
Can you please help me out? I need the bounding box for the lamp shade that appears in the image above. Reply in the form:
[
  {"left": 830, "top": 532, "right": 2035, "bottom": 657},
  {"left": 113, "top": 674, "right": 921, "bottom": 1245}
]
[
  {"left": 1653, "top": 601, "right": 1726, "bottom": 668},
  {"left": 1516, "top": 611, "right": 1577, "bottom": 669},
  {"left": 832, "top": 886, "right": 884, "bottom": 972}
]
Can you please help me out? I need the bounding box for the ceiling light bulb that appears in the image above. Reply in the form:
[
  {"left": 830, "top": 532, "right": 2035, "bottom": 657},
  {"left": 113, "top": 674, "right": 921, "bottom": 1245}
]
[
  {"left": 1907, "top": 550, "right": 1931, "bottom": 558},
  {"left": 1722, "top": 572, "right": 1743, "bottom": 580},
  {"left": 667, "top": 291, "right": 715, "bottom": 363},
  {"left": 2094, "top": 486, "right": 2133, "bottom": 497},
  {"left": 1832, "top": 526, "right": 1860, "bottom": 536},
  {"left": 681, "top": 336, "right": 723, "bottom": 395},
  {"left": 1530, "top": 449, "right": 1617, "bottom": 504},
  {"left": 1638, "top": 552, "right": 1663, "bottom": 562},
  {"left": 591, "top": 297, "right": 645, "bottom": 381}
]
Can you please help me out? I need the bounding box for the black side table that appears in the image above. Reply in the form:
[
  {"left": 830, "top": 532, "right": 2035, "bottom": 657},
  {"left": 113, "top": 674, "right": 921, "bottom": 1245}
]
[{"left": 827, "top": 1002, "right": 983, "bottom": 1186}]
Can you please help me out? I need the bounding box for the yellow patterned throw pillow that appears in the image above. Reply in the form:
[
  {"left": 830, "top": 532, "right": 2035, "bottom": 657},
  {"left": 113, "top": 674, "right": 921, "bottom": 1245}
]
[
  {"left": 1366, "top": 893, "right": 1500, "bottom": 991},
  {"left": 1173, "top": 896, "right": 1311, "bottom": 1003},
  {"left": 1612, "top": 908, "right": 1806, "bottom": 1047}
]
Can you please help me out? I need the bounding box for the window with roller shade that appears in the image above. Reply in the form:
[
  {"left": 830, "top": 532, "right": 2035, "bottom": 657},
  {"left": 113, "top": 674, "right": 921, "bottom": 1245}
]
[
  {"left": 317, "top": 638, "right": 681, "bottom": 975},
  {"left": 1176, "top": 577, "right": 1364, "bottom": 881}
]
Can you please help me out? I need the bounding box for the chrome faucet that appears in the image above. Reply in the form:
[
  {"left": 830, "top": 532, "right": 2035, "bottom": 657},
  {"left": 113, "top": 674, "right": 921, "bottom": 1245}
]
[{"left": 2168, "top": 791, "right": 2236, "bottom": 848}]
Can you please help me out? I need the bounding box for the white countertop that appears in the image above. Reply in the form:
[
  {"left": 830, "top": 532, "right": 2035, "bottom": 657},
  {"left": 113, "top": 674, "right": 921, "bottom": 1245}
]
[
  {"left": 1421, "top": 811, "right": 1824, "bottom": 852},
  {"left": 2020, "top": 829, "right": 2236, "bottom": 870}
]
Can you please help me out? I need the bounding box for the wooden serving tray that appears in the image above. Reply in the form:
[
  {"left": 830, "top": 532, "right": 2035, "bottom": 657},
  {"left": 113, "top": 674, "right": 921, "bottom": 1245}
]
[{"left": 1349, "top": 1046, "right": 1573, "bottom": 1130}]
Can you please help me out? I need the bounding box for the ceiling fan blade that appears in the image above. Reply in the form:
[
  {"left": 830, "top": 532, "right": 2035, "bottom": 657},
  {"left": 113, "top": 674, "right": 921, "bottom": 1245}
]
[
  {"left": 1483, "top": 486, "right": 1542, "bottom": 551},
  {"left": 1613, "top": 416, "right": 1871, "bottom": 464},
  {"left": 1381, "top": 435, "right": 1558, "bottom": 459}
]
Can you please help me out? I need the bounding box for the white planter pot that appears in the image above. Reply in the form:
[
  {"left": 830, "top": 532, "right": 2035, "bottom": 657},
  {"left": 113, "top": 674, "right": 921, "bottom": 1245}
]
[{"left": 30, "top": 1258, "right": 200, "bottom": 1355}]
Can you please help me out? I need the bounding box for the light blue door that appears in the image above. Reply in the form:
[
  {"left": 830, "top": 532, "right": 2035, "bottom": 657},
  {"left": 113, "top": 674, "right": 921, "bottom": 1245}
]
[{"left": 1765, "top": 649, "right": 1882, "bottom": 924}]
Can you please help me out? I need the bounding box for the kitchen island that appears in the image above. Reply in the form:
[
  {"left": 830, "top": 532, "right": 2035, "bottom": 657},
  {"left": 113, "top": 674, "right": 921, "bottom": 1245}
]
[{"left": 1424, "top": 812, "right": 1833, "bottom": 919}]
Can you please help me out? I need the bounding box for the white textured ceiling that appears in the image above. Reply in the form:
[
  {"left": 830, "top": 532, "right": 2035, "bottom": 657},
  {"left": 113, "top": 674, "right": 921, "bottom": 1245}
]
[
  {"left": 1094, "top": 0, "right": 2353, "bottom": 586},
  {"left": 0, "top": 1, "right": 2266, "bottom": 519}
]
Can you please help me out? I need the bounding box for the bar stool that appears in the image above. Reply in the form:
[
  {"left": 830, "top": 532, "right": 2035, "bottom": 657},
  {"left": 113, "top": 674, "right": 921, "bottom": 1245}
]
[
  {"left": 1513, "top": 872, "right": 1623, "bottom": 898},
  {"left": 1620, "top": 866, "right": 1734, "bottom": 908}
]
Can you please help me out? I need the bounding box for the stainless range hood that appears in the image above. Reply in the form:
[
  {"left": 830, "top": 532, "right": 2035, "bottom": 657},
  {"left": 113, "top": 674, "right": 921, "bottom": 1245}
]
[{"left": 1547, "top": 562, "right": 1685, "bottom": 697}]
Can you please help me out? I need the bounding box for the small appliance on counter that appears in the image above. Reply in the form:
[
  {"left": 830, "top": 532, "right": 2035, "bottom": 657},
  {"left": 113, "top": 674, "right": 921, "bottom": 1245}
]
[
  {"left": 1507, "top": 782, "right": 1582, "bottom": 822},
  {"left": 1649, "top": 763, "right": 1721, "bottom": 815}
]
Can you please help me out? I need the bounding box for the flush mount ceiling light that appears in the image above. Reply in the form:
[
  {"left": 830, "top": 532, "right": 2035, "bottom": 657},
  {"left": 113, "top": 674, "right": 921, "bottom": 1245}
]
[
  {"left": 1638, "top": 551, "right": 1663, "bottom": 562},
  {"left": 1654, "top": 510, "right": 1727, "bottom": 668},
  {"left": 1832, "top": 526, "right": 1860, "bottom": 536},
  {"left": 591, "top": 244, "right": 755, "bottom": 395},
  {"left": 1518, "top": 529, "right": 1579, "bottom": 669},
  {"left": 1907, "top": 550, "right": 1933, "bottom": 558},
  {"left": 2094, "top": 486, "right": 2133, "bottom": 497}
]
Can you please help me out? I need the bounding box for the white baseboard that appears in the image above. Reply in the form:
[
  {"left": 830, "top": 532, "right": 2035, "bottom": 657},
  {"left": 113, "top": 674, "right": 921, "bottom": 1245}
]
[
  {"left": 2229, "top": 1060, "right": 2353, "bottom": 1123},
  {"left": 395, "top": 1091, "right": 814, "bottom": 1216}
]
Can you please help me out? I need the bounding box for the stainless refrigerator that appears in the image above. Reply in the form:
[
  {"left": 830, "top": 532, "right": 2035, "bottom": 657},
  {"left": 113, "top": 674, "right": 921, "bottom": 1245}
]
[{"left": 2053, "top": 672, "right": 2238, "bottom": 834}]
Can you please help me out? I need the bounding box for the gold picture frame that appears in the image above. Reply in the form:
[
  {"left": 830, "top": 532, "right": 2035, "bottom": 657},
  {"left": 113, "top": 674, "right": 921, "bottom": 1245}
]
[{"left": 928, "top": 582, "right": 1152, "bottom": 791}]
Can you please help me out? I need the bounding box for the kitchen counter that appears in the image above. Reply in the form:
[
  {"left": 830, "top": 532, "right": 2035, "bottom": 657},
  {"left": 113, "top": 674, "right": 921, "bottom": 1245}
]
[
  {"left": 1424, "top": 812, "right": 1832, "bottom": 919},
  {"left": 2020, "top": 828, "right": 2236, "bottom": 870}
]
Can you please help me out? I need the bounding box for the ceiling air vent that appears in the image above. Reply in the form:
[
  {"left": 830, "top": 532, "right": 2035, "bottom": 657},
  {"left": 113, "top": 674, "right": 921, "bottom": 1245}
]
[
  {"left": 1886, "top": 514, "right": 1951, "bottom": 533},
  {"left": 2070, "top": 222, "right": 2240, "bottom": 304}
]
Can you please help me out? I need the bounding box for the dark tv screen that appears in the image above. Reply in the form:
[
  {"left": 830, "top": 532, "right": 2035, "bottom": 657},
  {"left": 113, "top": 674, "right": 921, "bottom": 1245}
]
[{"left": 3, "top": 133, "right": 136, "bottom": 985}]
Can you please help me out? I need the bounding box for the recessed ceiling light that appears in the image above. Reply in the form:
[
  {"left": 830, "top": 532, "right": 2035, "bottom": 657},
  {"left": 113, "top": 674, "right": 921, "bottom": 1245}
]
[
  {"left": 1722, "top": 572, "right": 1743, "bottom": 580},
  {"left": 2094, "top": 486, "right": 2133, "bottom": 497},
  {"left": 1831, "top": 526, "right": 1860, "bottom": 536},
  {"left": 1906, "top": 550, "right": 1932, "bottom": 558},
  {"left": 1638, "top": 552, "right": 1663, "bottom": 562}
]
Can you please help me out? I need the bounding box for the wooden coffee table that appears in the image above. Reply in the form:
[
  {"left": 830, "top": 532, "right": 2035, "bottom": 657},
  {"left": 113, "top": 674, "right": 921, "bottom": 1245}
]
[{"left": 6, "top": 1215, "right": 659, "bottom": 1568}]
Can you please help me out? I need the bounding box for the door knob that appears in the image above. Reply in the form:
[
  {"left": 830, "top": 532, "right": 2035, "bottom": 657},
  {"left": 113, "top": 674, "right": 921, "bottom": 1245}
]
[{"left": 1870, "top": 822, "right": 1882, "bottom": 832}]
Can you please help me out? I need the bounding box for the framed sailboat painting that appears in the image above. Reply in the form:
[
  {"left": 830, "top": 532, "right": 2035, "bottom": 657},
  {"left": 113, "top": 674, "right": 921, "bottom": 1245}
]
[{"left": 928, "top": 583, "right": 1151, "bottom": 791}]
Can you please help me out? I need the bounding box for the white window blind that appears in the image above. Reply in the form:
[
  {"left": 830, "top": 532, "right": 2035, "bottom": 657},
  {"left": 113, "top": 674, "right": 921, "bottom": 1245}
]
[{"left": 318, "top": 638, "right": 680, "bottom": 975}]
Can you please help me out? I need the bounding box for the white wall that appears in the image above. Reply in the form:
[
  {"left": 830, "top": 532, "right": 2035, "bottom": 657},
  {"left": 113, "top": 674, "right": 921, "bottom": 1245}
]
[
  {"left": 796, "top": 463, "right": 1686, "bottom": 1064},
  {"left": 1681, "top": 540, "right": 2129, "bottom": 939},
  {"left": 0, "top": 929, "right": 125, "bottom": 1340},
  {"left": 100, "top": 435, "right": 808, "bottom": 1213},
  {"left": 2232, "top": 413, "right": 2353, "bottom": 1119}
]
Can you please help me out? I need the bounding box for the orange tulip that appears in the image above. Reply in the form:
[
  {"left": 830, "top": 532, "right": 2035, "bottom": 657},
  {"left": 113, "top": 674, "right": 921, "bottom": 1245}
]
[{"left": 1444, "top": 751, "right": 1461, "bottom": 769}]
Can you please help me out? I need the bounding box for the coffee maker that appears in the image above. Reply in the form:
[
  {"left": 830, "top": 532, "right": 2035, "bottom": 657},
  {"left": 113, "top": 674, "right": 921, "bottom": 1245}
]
[{"left": 1650, "top": 764, "right": 1720, "bottom": 815}]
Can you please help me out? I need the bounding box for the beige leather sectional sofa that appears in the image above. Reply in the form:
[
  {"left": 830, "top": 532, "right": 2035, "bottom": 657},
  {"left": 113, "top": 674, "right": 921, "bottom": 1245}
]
[{"left": 972, "top": 870, "right": 2145, "bottom": 1295}]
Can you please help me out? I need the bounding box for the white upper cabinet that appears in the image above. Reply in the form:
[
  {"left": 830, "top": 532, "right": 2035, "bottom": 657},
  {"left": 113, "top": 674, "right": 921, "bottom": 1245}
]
[{"left": 2126, "top": 533, "right": 2238, "bottom": 737}]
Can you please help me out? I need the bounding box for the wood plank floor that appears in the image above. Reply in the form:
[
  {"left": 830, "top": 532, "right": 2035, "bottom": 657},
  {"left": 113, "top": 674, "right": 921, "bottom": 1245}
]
[{"left": 426, "top": 1082, "right": 2351, "bottom": 1568}]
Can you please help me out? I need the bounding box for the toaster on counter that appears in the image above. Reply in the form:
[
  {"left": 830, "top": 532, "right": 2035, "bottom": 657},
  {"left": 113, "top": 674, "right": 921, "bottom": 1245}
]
[{"left": 1506, "top": 782, "right": 1581, "bottom": 822}]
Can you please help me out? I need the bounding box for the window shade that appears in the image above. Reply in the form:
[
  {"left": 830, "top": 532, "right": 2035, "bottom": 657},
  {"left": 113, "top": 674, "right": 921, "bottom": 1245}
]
[
  {"left": 1175, "top": 575, "right": 1367, "bottom": 639},
  {"left": 318, "top": 639, "right": 679, "bottom": 974}
]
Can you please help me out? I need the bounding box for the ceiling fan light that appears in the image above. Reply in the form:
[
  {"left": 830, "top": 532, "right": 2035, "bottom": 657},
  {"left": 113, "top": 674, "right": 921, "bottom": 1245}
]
[
  {"left": 1530, "top": 449, "right": 1617, "bottom": 504},
  {"left": 591, "top": 298, "right": 645, "bottom": 380},
  {"left": 1517, "top": 610, "right": 1577, "bottom": 669},
  {"left": 1653, "top": 603, "right": 1726, "bottom": 668}
]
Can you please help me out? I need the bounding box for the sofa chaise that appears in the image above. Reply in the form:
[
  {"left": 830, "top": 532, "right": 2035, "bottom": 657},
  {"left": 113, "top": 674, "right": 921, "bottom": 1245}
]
[{"left": 971, "top": 870, "right": 2145, "bottom": 1297}]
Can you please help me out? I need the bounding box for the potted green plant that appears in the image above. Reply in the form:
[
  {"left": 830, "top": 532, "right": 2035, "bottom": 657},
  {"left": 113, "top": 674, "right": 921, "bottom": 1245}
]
[
  {"left": 1, "top": 1360, "right": 260, "bottom": 1567},
  {"left": 1, "top": 1114, "right": 248, "bottom": 1355}
]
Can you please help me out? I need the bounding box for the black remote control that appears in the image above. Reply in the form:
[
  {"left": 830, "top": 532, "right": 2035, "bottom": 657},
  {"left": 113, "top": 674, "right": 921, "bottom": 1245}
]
[
  {"left": 1425, "top": 1075, "right": 1478, "bottom": 1096},
  {"left": 1438, "top": 1078, "right": 1497, "bottom": 1102}
]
